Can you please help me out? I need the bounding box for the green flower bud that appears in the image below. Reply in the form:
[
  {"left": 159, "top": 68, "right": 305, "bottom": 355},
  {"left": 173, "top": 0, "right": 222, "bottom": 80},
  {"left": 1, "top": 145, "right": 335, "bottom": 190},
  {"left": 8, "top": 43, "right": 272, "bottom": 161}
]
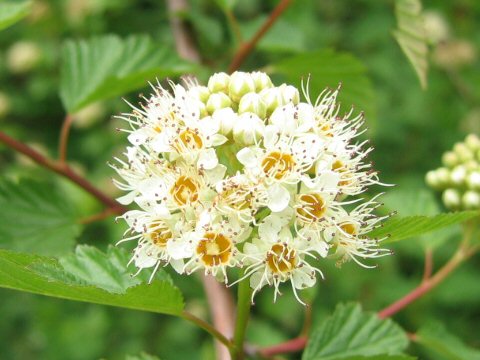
[
  {"left": 450, "top": 165, "right": 467, "bottom": 186},
  {"left": 467, "top": 171, "right": 480, "bottom": 190},
  {"left": 436, "top": 167, "right": 450, "bottom": 187},
  {"left": 279, "top": 84, "right": 300, "bottom": 105},
  {"left": 206, "top": 93, "right": 232, "bottom": 114},
  {"left": 208, "top": 72, "right": 230, "bottom": 93},
  {"left": 426, "top": 170, "right": 440, "bottom": 189},
  {"left": 442, "top": 188, "right": 461, "bottom": 209},
  {"left": 228, "top": 71, "right": 256, "bottom": 103},
  {"left": 238, "top": 92, "right": 267, "bottom": 119},
  {"left": 233, "top": 113, "right": 265, "bottom": 145},
  {"left": 252, "top": 72, "right": 273, "bottom": 91},
  {"left": 441, "top": 151, "right": 458, "bottom": 168},
  {"left": 189, "top": 85, "right": 210, "bottom": 103},
  {"left": 260, "top": 88, "right": 283, "bottom": 116},
  {"left": 462, "top": 190, "right": 480, "bottom": 209},
  {"left": 453, "top": 142, "right": 473, "bottom": 162},
  {"left": 465, "top": 134, "right": 480, "bottom": 151},
  {"left": 213, "top": 107, "right": 237, "bottom": 136}
]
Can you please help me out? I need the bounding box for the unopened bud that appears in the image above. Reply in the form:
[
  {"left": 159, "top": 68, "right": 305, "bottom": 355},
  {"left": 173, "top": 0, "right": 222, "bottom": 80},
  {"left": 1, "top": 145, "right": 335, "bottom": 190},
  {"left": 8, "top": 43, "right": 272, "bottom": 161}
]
[
  {"left": 238, "top": 92, "right": 267, "bottom": 119},
  {"left": 189, "top": 86, "right": 210, "bottom": 103},
  {"left": 260, "top": 88, "right": 283, "bottom": 116},
  {"left": 206, "top": 93, "right": 232, "bottom": 114},
  {"left": 462, "top": 190, "right": 480, "bottom": 209},
  {"left": 426, "top": 170, "right": 440, "bottom": 189},
  {"left": 213, "top": 107, "right": 237, "bottom": 136},
  {"left": 442, "top": 151, "right": 458, "bottom": 168},
  {"left": 442, "top": 188, "right": 461, "bottom": 209},
  {"left": 6, "top": 41, "right": 42, "bottom": 74},
  {"left": 208, "top": 72, "right": 230, "bottom": 93},
  {"left": 228, "top": 72, "right": 255, "bottom": 103},
  {"left": 465, "top": 134, "right": 480, "bottom": 151},
  {"left": 279, "top": 84, "right": 300, "bottom": 105},
  {"left": 450, "top": 165, "right": 467, "bottom": 186},
  {"left": 233, "top": 113, "right": 265, "bottom": 145},
  {"left": 467, "top": 171, "right": 480, "bottom": 190},
  {"left": 252, "top": 72, "right": 273, "bottom": 91},
  {"left": 436, "top": 167, "right": 450, "bottom": 187},
  {"left": 453, "top": 142, "right": 473, "bottom": 162}
]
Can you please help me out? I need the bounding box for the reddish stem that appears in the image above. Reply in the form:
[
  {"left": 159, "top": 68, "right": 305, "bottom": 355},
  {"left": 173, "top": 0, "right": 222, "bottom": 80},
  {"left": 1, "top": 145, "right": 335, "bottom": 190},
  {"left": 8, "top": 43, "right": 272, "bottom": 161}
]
[
  {"left": 58, "top": 114, "right": 74, "bottom": 164},
  {"left": 259, "top": 336, "right": 307, "bottom": 357},
  {"left": 0, "top": 131, "right": 126, "bottom": 214},
  {"left": 228, "top": 0, "right": 293, "bottom": 73}
]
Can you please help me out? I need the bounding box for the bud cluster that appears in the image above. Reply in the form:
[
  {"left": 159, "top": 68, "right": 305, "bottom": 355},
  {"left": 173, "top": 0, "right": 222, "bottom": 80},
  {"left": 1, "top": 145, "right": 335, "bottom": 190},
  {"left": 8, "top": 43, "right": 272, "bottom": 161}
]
[
  {"left": 112, "top": 71, "right": 389, "bottom": 303},
  {"left": 426, "top": 134, "right": 480, "bottom": 210}
]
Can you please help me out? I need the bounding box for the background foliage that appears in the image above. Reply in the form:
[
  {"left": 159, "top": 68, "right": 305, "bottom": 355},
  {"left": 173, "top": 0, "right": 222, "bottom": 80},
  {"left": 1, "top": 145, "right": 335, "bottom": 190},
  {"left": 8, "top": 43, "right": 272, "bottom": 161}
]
[{"left": 0, "top": 0, "right": 479, "bottom": 359}]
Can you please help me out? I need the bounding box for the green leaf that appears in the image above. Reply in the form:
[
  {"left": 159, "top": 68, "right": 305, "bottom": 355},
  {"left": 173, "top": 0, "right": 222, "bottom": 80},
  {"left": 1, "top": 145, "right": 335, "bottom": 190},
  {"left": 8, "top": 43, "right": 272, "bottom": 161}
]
[
  {"left": 368, "top": 211, "right": 479, "bottom": 244},
  {"left": 0, "top": 1, "right": 31, "bottom": 31},
  {"left": 303, "top": 303, "right": 408, "bottom": 360},
  {"left": 394, "top": 0, "right": 429, "bottom": 89},
  {"left": 0, "top": 247, "right": 184, "bottom": 315},
  {"left": 341, "top": 356, "right": 416, "bottom": 360},
  {"left": 125, "top": 352, "right": 161, "bottom": 360},
  {"left": 271, "top": 50, "right": 376, "bottom": 119},
  {"left": 60, "top": 34, "right": 197, "bottom": 113},
  {"left": 214, "top": 0, "right": 236, "bottom": 11},
  {"left": 416, "top": 322, "right": 480, "bottom": 360},
  {"left": 0, "top": 179, "right": 82, "bottom": 256}
]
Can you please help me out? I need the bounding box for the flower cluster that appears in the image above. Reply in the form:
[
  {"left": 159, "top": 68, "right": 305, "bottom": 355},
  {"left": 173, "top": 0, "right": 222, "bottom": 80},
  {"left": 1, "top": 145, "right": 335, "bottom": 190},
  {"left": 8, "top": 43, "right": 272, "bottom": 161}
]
[
  {"left": 426, "top": 134, "right": 480, "bottom": 210},
  {"left": 113, "top": 71, "right": 389, "bottom": 303}
]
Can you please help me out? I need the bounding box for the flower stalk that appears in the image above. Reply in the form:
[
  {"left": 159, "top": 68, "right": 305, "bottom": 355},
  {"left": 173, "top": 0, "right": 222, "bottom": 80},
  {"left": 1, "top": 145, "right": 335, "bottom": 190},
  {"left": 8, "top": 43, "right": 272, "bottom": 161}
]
[{"left": 231, "top": 278, "right": 253, "bottom": 360}]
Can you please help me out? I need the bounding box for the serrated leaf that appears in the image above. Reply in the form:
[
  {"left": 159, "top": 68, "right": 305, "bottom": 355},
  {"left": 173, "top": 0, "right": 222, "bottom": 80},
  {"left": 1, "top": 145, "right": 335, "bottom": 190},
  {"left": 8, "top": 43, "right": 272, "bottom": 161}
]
[
  {"left": 394, "top": 0, "right": 428, "bottom": 89},
  {"left": 0, "top": 1, "right": 30, "bottom": 31},
  {"left": 60, "top": 34, "right": 197, "bottom": 113},
  {"left": 368, "top": 211, "right": 479, "bottom": 244},
  {"left": 272, "top": 50, "right": 376, "bottom": 120},
  {"left": 0, "top": 248, "right": 184, "bottom": 315},
  {"left": 0, "top": 179, "right": 82, "bottom": 256},
  {"left": 416, "top": 322, "right": 480, "bottom": 360},
  {"left": 302, "top": 303, "right": 408, "bottom": 360}
]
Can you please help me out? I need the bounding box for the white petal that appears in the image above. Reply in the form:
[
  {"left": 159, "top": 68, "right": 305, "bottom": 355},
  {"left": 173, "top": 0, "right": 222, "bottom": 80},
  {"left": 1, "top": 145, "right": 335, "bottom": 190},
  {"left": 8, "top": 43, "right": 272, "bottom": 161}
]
[
  {"left": 127, "top": 128, "right": 149, "bottom": 146},
  {"left": 198, "top": 148, "right": 218, "bottom": 170},
  {"left": 292, "top": 269, "right": 316, "bottom": 289},
  {"left": 211, "top": 134, "right": 228, "bottom": 146},
  {"left": 249, "top": 271, "right": 266, "bottom": 289},
  {"left": 236, "top": 147, "right": 257, "bottom": 168},
  {"left": 117, "top": 191, "right": 137, "bottom": 205},
  {"left": 267, "top": 184, "right": 291, "bottom": 212},
  {"left": 167, "top": 238, "right": 194, "bottom": 260},
  {"left": 134, "top": 248, "right": 157, "bottom": 268},
  {"left": 170, "top": 259, "right": 185, "bottom": 274},
  {"left": 264, "top": 125, "right": 279, "bottom": 149}
]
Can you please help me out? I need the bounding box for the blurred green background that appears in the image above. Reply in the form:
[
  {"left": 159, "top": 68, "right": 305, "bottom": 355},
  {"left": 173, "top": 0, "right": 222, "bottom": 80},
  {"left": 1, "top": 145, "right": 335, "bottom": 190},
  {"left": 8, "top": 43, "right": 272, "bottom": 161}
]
[{"left": 0, "top": 0, "right": 479, "bottom": 359}]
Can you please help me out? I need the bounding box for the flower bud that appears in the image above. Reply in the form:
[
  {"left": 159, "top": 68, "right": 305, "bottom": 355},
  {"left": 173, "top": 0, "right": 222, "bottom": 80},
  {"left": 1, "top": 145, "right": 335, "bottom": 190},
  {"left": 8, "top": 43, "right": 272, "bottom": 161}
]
[
  {"left": 260, "top": 88, "right": 283, "bottom": 116},
  {"left": 464, "top": 160, "right": 478, "bottom": 171},
  {"left": 238, "top": 92, "right": 267, "bottom": 119},
  {"left": 6, "top": 41, "right": 42, "bottom": 74},
  {"left": 465, "top": 134, "right": 480, "bottom": 151},
  {"left": 208, "top": 72, "right": 230, "bottom": 93},
  {"left": 450, "top": 165, "right": 467, "bottom": 186},
  {"left": 426, "top": 170, "right": 440, "bottom": 189},
  {"left": 436, "top": 167, "right": 450, "bottom": 187},
  {"left": 441, "top": 151, "right": 458, "bottom": 168},
  {"left": 453, "top": 142, "right": 474, "bottom": 162},
  {"left": 462, "top": 190, "right": 480, "bottom": 209},
  {"left": 252, "top": 72, "right": 273, "bottom": 91},
  {"left": 279, "top": 84, "right": 300, "bottom": 105},
  {"left": 467, "top": 171, "right": 480, "bottom": 190},
  {"left": 189, "top": 86, "right": 210, "bottom": 103},
  {"left": 206, "top": 93, "right": 232, "bottom": 114},
  {"left": 233, "top": 113, "right": 265, "bottom": 145},
  {"left": 442, "top": 188, "right": 461, "bottom": 209},
  {"left": 228, "top": 71, "right": 255, "bottom": 103},
  {"left": 213, "top": 107, "right": 237, "bottom": 136}
]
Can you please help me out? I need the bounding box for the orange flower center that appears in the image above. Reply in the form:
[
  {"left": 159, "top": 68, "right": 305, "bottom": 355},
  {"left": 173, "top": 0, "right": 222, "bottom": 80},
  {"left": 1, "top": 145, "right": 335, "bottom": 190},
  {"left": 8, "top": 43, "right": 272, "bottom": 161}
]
[
  {"left": 196, "top": 232, "right": 233, "bottom": 267},
  {"left": 267, "top": 244, "right": 297, "bottom": 274},
  {"left": 170, "top": 176, "right": 199, "bottom": 206},
  {"left": 340, "top": 222, "right": 357, "bottom": 236},
  {"left": 296, "top": 193, "right": 326, "bottom": 221},
  {"left": 148, "top": 224, "right": 172, "bottom": 247},
  {"left": 262, "top": 151, "right": 296, "bottom": 180},
  {"left": 174, "top": 129, "right": 203, "bottom": 152}
]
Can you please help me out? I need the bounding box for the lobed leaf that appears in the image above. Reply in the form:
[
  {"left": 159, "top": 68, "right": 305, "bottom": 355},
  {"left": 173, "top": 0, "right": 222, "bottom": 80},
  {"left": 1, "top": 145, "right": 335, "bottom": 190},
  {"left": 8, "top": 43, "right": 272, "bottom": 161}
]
[
  {"left": 394, "top": 0, "right": 429, "bottom": 89},
  {"left": 60, "top": 34, "right": 197, "bottom": 113},
  {"left": 302, "top": 303, "right": 408, "bottom": 360},
  {"left": 0, "top": 1, "right": 30, "bottom": 31},
  {"left": 0, "top": 179, "right": 82, "bottom": 256},
  {"left": 0, "top": 247, "right": 184, "bottom": 315},
  {"left": 368, "top": 211, "right": 479, "bottom": 244},
  {"left": 416, "top": 322, "right": 480, "bottom": 360},
  {"left": 271, "top": 50, "right": 376, "bottom": 120}
]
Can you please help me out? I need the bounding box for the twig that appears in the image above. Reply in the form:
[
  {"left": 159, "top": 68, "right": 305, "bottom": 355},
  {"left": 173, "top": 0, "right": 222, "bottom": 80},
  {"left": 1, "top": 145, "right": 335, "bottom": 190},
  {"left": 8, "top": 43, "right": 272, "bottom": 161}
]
[
  {"left": 0, "top": 130, "right": 126, "bottom": 214},
  {"left": 166, "top": 0, "right": 201, "bottom": 62},
  {"left": 79, "top": 208, "right": 118, "bottom": 224},
  {"left": 201, "top": 275, "right": 235, "bottom": 360},
  {"left": 228, "top": 0, "right": 294, "bottom": 73},
  {"left": 58, "top": 114, "right": 74, "bottom": 164},
  {"left": 181, "top": 310, "right": 233, "bottom": 349},
  {"left": 259, "top": 336, "right": 307, "bottom": 357},
  {"left": 422, "top": 248, "right": 433, "bottom": 282}
]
